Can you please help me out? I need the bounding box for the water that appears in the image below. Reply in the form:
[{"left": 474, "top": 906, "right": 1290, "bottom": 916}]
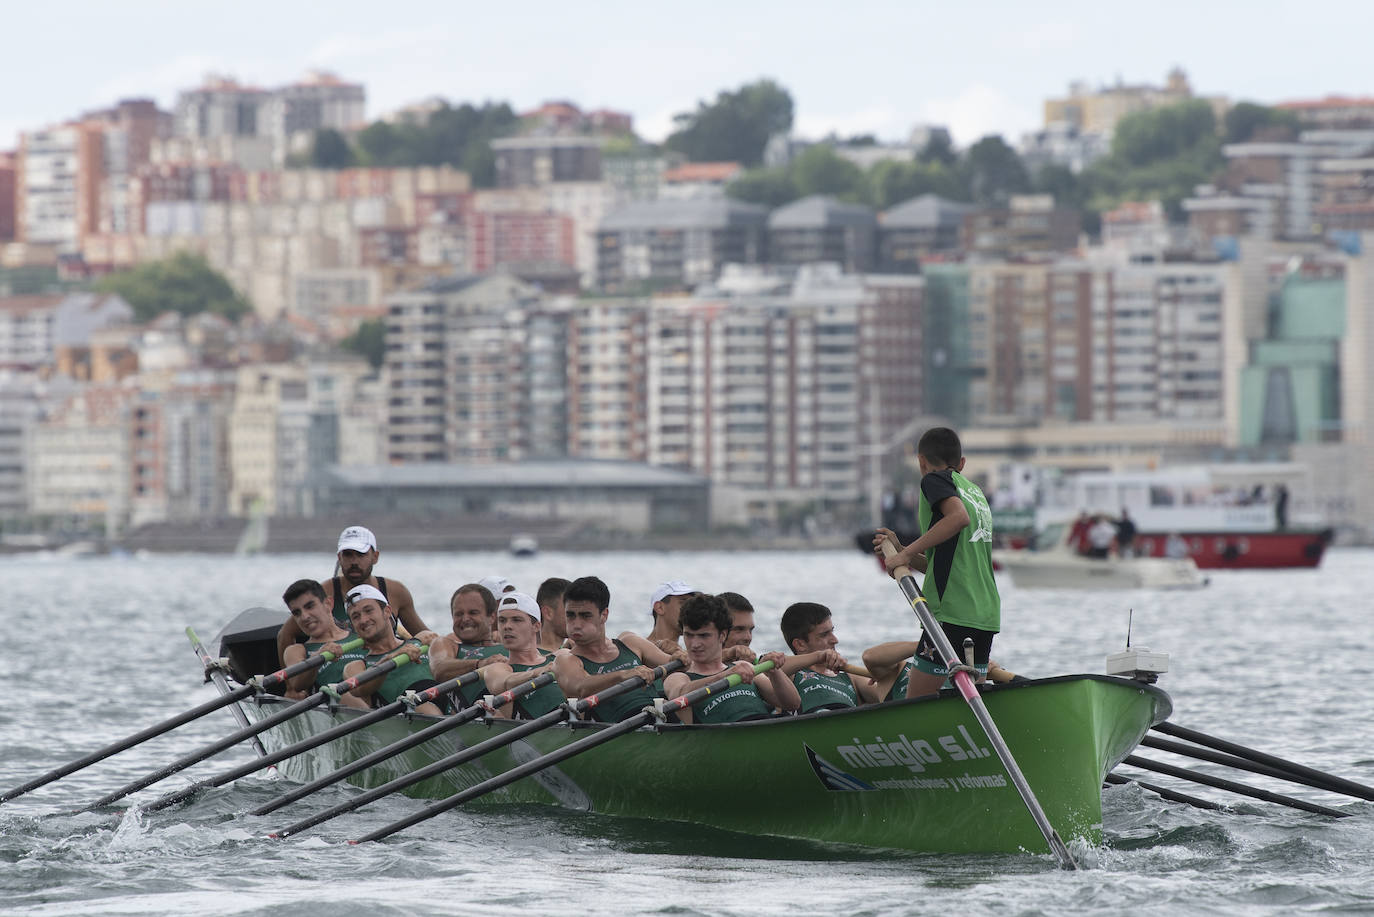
[{"left": 2, "top": 548, "right": 1372, "bottom": 915}]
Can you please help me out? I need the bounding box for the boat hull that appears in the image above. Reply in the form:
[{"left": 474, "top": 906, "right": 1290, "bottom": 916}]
[
  {"left": 993, "top": 551, "right": 1206, "bottom": 589},
  {"left": 251, "top": 674, "right": 1170, "bottom": 854},
  {"left": 1130, "top": 528, "right": 1332, "bottom": 569}
]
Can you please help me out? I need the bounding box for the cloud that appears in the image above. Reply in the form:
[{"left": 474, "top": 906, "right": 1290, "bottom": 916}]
[
  {"left": 795, "top": 106, "right": 907, "bottom": 142},
  {"left": 306, "top": 28, "right": 452, "bottom": 66},
  {"left": 917, "top": 84, "right": 1040, "bottom": 147},
  {"left": 91, "top": 53, "right": 284, "bottom": 109},
  {"left": 997, "top": 20, "right": 1080, "bottom": 52}
]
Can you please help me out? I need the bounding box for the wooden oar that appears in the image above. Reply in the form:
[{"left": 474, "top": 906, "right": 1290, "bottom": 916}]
[
  {"left": 139, "top": 669, "right": 486, "bottom": 814},
  {"left": 1119, "top": 755, "right": 1348, "bottom": 817},
  {"left": 353, "top": 660, "right": 777, "bottom": 844},
  {"left": 74, "top": 646, "right": 423, "bottom": 812},
  {"left": 270, "top": 660, "right": 682, "bottom": 839},
  {"left": 1152, "top": 723, "right": 1374, "bottom": 801},
  {"left": 251, "top": 671, "right": 556, "bottom": 818},
  {"left": 0, "top": 635, "right": 362, "bottom": 806},
  {"left": 186, "top": 627, "right": 272, "bottom": 764},
  {"left": 878, "top": 540, "right": 1077, "bottom": 869}
]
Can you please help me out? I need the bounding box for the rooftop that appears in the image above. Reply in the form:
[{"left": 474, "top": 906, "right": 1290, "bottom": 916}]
[
  {"left": 769, "top": 195, "right": 876, "bottom": 229},
  {"left": 600, "top": 197, "right": 768, "bottom": 231},
  {"left": 881, "top": 194, "right": 975, "bottom": 228}
]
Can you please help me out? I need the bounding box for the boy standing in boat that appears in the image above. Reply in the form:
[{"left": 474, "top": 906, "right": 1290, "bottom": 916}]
[
  {"left": 663, "top": 594, "right": 797, "bottom": 723},
  {"left": 430, "top": 583, "right": 509, "bottom": 710},
  {"left": 780, "top": 602, "right": 881, "bottom": 711},
  {"left": 339, "top": 584, "right": 445, "bottom": 716},
  {"left": 478, "top": 592, "right": 566, "bottom": 719},
  {"left": 274, "top": 525, "right": 426, "bottom": 664},
  {"left": 554, "top": 575, "right": 678, "bottom": 722},
  {"left": 280, "top": 578, "right": 368, "bottom": 703},
  {"left": 873, "top": 426, "right": 1000, "bottom": 699}
]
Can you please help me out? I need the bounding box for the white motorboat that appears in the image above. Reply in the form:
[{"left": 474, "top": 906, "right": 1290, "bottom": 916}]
[{"left": 994, "top": 523, "right": 1207, "bottom": 590}]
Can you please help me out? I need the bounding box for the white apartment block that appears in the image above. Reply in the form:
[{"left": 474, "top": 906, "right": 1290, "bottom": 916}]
[
  {"left": 27, "top": 386, "right": 131, "bottom": 527},
  {"left": 18, "top": 127, "right": 82, "bottom": 249}
]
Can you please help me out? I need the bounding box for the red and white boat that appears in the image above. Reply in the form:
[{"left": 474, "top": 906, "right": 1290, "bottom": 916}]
[{"left": 1037, "top": 465, "right": 1332, "bottom": 570}]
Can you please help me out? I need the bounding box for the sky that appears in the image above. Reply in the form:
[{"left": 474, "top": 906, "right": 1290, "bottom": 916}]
[{"left": 4, "top": 1, "right": 1373, "bottom": 153}]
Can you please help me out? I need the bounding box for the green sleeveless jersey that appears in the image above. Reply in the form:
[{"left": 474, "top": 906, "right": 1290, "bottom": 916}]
[
  {"left": 792, "top": 669, "right": 858, "bottom": 713},
  {"left": 917, "top": 468, "right": 1000, "bottom": 632},
  {"left": 453, "top": 643, "right": 509, "bottom": 708},
  {"left": 304, "top": 640, "right": 367, "bottom": 689},
  {"left": 884, "top": 661, "right": 913, "bottom": 703},
  {"left": 509, "top": 654, "right": 564, "bottom": 719},
  {"left": 329, "top": 575, "right": 388, "bottom": 632},
  {"left": 685, "top": 670, "right": 773, "bottom": 723},
  {"left": 363, "top": 639, "right": 433, "bottom": 705},
  {"left": 579, "top": 639, "right": 658, "bottom": 723}
]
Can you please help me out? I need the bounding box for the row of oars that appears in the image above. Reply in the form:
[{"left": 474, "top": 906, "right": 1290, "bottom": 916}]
[{"left": 1107, "top": 721, "right": 1374, "bottom": 816}]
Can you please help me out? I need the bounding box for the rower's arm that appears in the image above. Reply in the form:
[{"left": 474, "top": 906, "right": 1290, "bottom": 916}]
[
  {"left": 754, "top": 652, "right": 800, "bottom": 712},
  {"left": 781, "top": 651, "right": 822, "bottom": 676},
  {"left": 276, "top": 615, "right": 304, "bottom": 665},
  {"left": 283, "top": 643, "right": 312, "bottom": 696},
  {"left": 861, "top": 641, "right": 921, "bottom": 681},
  {"left": 618, "top": 632, "right": 675, "bottom": 668},
  {"left": 390, "top": 583, "right": 426, "bottom": 638},
  {"left": 554, "top": 651, "right": 645, "bottom": 699},
  {"left": 851, "top": 672, "right": 883, "bottom": 705}
]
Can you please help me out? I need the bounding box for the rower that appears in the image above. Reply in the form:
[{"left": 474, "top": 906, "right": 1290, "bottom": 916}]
[
  {"left": 429, "top": 583, "right": 509, "bottom": 710},
  {"left": 280, "top": 578, "right": 367, "bottom": 704},
  {"left": 663, "top": 595, "right": 798, "bottom": 724},
  {"left": 274, "top": 525, "right": 426, "bottom": 664},
  {"left": 340, "top": 584, "right": 444, "bottom": 716},
  {"left": 478, "top": 592, "right": 565, "bottom": 719},
  {"left": 553, "top": 575, "right": 677, "bottom": 723},
  {"left": 647, "top": 580, "right": 701, "bottom": 653},
  {"left": 860, "top": 640, "right": 919, "bottom": 703},
  {"left": 478, "top": 575, "right": 516, "bottom": 597},
  {"left": 780, "top": 602, "right": 881, "bottom": 712},
  {"left": 536, "top": 577, "right": 571, "bottom": 652},
  {"left": 718, "top": 591, "right": 757, "bottom": 660}
]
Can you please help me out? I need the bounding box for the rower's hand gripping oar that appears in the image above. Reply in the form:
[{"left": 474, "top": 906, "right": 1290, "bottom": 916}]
[
  {"left": 0, "top": 635, "right": 362, "bottom": 806},
  {"left": 253, "top": 669, "right": 557, "bottom": 818},
  {"left": 73, "top": 644, "right": 422, "bottom": 812},
  {"left": 353, "top": 660, "right": 775, "bottom": 844},
  {"left": 878, "top": 539, "right": 1078, "bottom": 870},
  {"left": 270, "top": 659, "right": 683, "bottom": 839},
  {"left": 140, "top": 667, "right": 487, "bottom": 814}
]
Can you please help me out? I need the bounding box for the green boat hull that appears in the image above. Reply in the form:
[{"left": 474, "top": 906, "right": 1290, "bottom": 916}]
[{"left": 250, "top": 674, "right": 1170, "bottom": 854}]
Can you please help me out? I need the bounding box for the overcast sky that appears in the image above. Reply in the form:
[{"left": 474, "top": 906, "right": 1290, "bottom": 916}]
[{"left": 4, "top": 1, "right": 1372, "bottom": 152}]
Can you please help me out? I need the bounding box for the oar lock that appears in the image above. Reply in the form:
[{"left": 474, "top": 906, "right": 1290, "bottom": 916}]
[{"left": 202, "top": 656, "right": 234, "bottom": 684}]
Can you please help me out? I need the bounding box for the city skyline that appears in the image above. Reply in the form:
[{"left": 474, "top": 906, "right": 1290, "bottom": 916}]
[{"left": 5, "top": 0, "right": 1373, "bottom": 152}]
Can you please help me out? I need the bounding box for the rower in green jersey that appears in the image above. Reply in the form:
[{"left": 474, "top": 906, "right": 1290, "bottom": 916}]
[
  {"left": 429, "top": 582, "right": 509, "bottom": 709},
  {"left": 861, "top": 641, "right": 920, "bottom": 703},
  {"left": 780, "top": 602, "right": 882, "bottom": 713},
  {"left": 553, "top": 575, "right": 677, "bottom": 723},
  {"left": 280, "top": 578, "right": 368, "bottom": 706},
  {"left": 339, "top": 583, "right": 445, "bottom": 716},
  {"left": 663, "top": 595, "right": 798, "bottom": 724},
  {"left": 478, "top": 592, "right": 566, "bottom": 719},
  {"left": 874, "top": 426, "right": 1002, "bottom": 700}
]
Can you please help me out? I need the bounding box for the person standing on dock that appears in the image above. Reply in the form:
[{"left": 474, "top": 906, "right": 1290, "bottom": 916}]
[
  {"left": 479, "top": 592, "right": 565, "bottom": 719},
  {"left": 280, "top": 578, "right": 367, "bottom": 702},
  {"left": 340, "top": 584, "right": 445, "bottom": 716},
  {"left": 536, "top": 577, "right": 571, "bottom": 652},
  {"left": 872, "top": 425, "right": 1001, "bottom": 699},
  {"left": 430, "top": 583, "right": 509, "bottom": 709},
  {"left": 663, "top": 594, "right": 797, "bottom": 723},
  {"left": 780, "top": 602, "right": 880, "bottom": 711},
  {"left": 554, "top": 575, "right": 678, "bottom": 722}
]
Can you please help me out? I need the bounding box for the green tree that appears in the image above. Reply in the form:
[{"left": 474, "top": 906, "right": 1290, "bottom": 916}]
[
  {"left": 665, "top": 79, "right": 794, "bottom": 167},
  {"left": 960, "top": 135, "right": 1031, "bottom": 205},
  {"left": 727, "top": 167, "right": 800, "bottom": 208},
  {"left": 95, "top": 252, "right": 251, "bottom": 323},
  {"left": 1083, "top": 100, "right": 1226, "bottom": 220},
  {"left": 918, "top": 133, "right": 958, "bottom": 168},
  {"left": 791, "top": 146, "right": 868, "bottom": 201},
  {"left": 1111, "top": 99, "right": 1219, "bottom": 167},
  {"left": 867, "top": 159, "right": 968, "bottom": 209},
  {"left": 309, "top": 128, "right": 356, "bottom": 168},
  {"left": 342, "top": 318, "right": 385, "bottom": 369},
  {"left": 1225, "top": 101, "right": 1300, "bottom": 143}
]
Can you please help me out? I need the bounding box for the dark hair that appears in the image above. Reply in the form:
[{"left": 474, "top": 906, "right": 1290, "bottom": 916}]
[
  {"left": 917, "top": 426, "right": 962, "bottom": 469},
  {"left": 282, "top": 578, "right": 326, "bottom": 607},
  {"left": 537, "top": 576, "right": 571, "bottom": 607},
  {"left": 781, "top": 602, "right": 831, "bottom": 653},
  {"left": 564, "top": 575, "right": 610, "bottom": 611},
  {"left": 716, "top": 591, "right": 754, "bottom": 615},
  {"left": 679, "top": 594, "right": 731, "bottom": 634},
  {"left": 452, "top": 583, "right": 497, "bottom": 616}
]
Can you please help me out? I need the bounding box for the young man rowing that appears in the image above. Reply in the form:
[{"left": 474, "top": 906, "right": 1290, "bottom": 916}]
[
  {"left": 663, "top": 595, "right": 798, "bottom": 723},
  {"left": 339, "top": 584, "right": 444, "bottom": 716},
  {"left": 478, "top": 592, "right": 566, "bottom": 719},
  {"left": 280, "top": 578, "right": 367, "bottom": 702},
  {"left": 780, "top": 602, "right": 881, "bottom": 712},
  {"left": 429, "top": 583, "right": 509, "bottom": 710}
]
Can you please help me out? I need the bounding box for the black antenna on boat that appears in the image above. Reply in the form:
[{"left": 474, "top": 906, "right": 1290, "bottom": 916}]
[{"left": 1126, "top": 608, "right": 1133, "bottom": 648}]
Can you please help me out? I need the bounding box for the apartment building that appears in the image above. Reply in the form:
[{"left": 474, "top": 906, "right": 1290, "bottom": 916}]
[
  {"left": 596, "top": 197, "right": 768, "bottom": 291},
  {"left": 964, "top": 195, "right": 1080, "bottom": 260},
  {"left": 768, "top": 195, "right": 877, "bottom": 273},
  {"left": 877, "top": 194, "right": 974, "bottom": 272},
  {"left": 27, "top": 384, "right": 131, "bottom": 528},
  {"left": 0, "top": 292, "right": 133, "bottom": 369},
  {"left": 492, "top": 136, "right": 602, "bottom": 188}
]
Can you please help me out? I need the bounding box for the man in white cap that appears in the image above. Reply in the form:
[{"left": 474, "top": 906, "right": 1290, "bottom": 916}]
[
  {"left": 340, "top": 584, "right": 445, "bottom": 716},
  {"left": 478, "top": 592, "right": 566, "bottom": 719},
  {"left": 477, "top": 575, "right": 515, "bottom": 597},
  {"left": 274, "top": 524, "right": 426, "bottom": 664},
  {"left": 430, "top": 582, "right": 509, "bottom": 710},
  {"left": 646, "top": 580, "right": 701, "bottom": 650}
]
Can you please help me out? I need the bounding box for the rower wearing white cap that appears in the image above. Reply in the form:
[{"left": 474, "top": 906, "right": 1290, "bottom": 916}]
[
  {"left": 340, "top": 584, "right": 445, "bottom": 716},
  {"left": 274, "top": 524, "right": 426, "bottom": 665},
  {"left": 478, "top": 592, "right": 566, "bottom": 719},
  {"left": 477, "top": 575, "right": 516, "bottom": 597},
  {"left": 429, "top": 583, "right": 510, "bottom": 710},
  {"left": 646, "top": 580, "right": 701, "bottom": 650}
]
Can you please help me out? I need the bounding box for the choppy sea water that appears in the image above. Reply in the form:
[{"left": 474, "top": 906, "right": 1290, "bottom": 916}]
[{"left": 1, "top": 547, "right": 1372, "bottom": 916}]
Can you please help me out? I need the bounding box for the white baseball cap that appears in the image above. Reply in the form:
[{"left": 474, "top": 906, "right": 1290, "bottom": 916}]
[
  {"left": 650, "top": 581, "right": 699, "bottom": 612},
  {"left": 498, "top": 591, "right": 541, "bottom": 622},
  {"left": 345, "top": 583, "right": 388, "bottom": 607},
  {"left": 478, "top": 575, "right": 514, "bottom": 595},
  {"left": 337, "top": 525, "right": 377, "bottom": 554}
]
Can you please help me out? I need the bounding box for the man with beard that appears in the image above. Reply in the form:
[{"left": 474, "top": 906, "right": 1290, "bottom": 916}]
[
  {"left": 429, "top": 582, "right": 509, "bottom": 709},
  {"left": 479, "top": 592, "right": 565, "bottom": 719},
  {"left": 339, "top": 584, "right": 444, "bottom": 716},
  {"left": 280, "top": 578, "right": 368, "bottom": 705},
  {"left": 275, "top": 525, "right": 425, "bottom": 663}
]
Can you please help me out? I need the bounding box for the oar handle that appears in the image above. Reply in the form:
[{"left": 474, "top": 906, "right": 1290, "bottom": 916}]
[
  {"left": 256, "top": 636, "right": 368, "bottom": 689},
  {"left": 572, "top": 658, "right": 683, "bottom": 716}
]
